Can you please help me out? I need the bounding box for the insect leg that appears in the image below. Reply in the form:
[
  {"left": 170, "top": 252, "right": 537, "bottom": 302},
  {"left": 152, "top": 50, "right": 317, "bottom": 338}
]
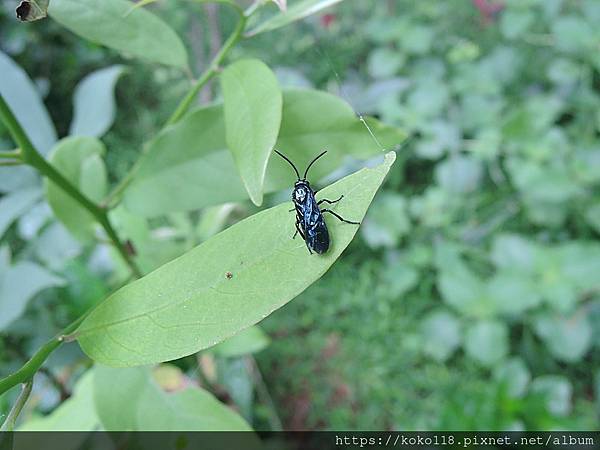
[
  {"left": 318, "top": 195, "right": 343, "bottom": 206},
  {"left": 322, "top": 209, "right": 360, "bottom": 225},
  {"left": 293, "top": 220, "right": 305, "bottom": 240}
]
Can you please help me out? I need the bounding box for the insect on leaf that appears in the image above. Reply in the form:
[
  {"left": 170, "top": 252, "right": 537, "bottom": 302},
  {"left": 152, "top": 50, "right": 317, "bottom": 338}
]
[
  {"left": 221, "top": 59, "right": 282, "bottom": 206},
  {"left": 16, "top": 0, "right": 49, "bottom": 22},
  {"left": 76, "top": 152, "right": 396, "bottom": 367}
]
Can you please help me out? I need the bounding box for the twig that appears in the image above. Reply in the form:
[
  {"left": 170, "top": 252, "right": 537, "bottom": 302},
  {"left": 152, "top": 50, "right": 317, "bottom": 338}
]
[
  {"left": 0, "top": 380, "right": 33, "bottom": 431},
  {"left": 246, "top": 356, "right": 283, "bottom": 431},
  {"left": 0, "top": 310, "right": 88, "bottom": 397}
]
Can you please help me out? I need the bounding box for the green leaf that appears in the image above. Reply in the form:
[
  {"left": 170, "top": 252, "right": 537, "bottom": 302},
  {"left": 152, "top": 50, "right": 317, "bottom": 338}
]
[
  {"left": 69, "top": 65, "right": 125, "bottom": 138},
  {"left": 77, "top": 152, "right": 396, "bottom": 366},
  {"left": 500, "top": 10, "right": 534, "bottom": 39},
  {"left": 420, "top": 308, "right": 461, "bottom": 362},
  {"left": 48, "top": 0, "right": 188, "bottom": 68},
  {"left": 435, "top": 154, "right": 483, "bottom": 194},
  {"left": 494, "top": 357, "right": 530, "bottom": 399},
  {"left": 45, "top": 137, "right": 108, "bottom": 241},
  {"left": 123, "top": 89, "right": 405, "bottom": 217},
  {"left": 487, "top": 270, "right": 542, "bottom": 316},
  {"left": 94, "top": 365, "right": 252, "bottom": 431},
  {"left": 0, "top": 187, "right": 41, "bottom": 238},
  {"left": 533, "top": 312, "right": 592, "bottom": 363},
  {"left": 530, "top": 375, "right": 572, "bottom": 417},
  {"left": 361, "top": 192, "right": 410, "bottom": 248},
  {"left": 0, "top": 51, "right": 57, "bottom": 155},
  {"left": 0, "top": 260, "right": 65, "bottom": 330},
  {"left": 123, "top": 105, "right": 244, "bottom": 217},
  {"left": 15, "top": 0, "right": 49, "bottom": 22},
  {"left": 464, "top": 320, "right": 508, "bottom": 367},
  {"left": 221, "top": 59, "right": 282, "bottom": 206},
  {"left": 18, "top": 371, "right": 99, "bottom": 431},
  {"left": 212, "top": 326, "right": 270, "bottom": 358},
  {"left": 247, "top": 0, "right": 344, "bottom": 36}
]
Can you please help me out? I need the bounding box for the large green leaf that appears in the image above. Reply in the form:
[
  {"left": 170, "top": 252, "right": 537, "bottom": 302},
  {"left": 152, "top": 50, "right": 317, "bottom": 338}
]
[
  {"left": 69, "top": 65, "right": 125, "bottom": 138},
  {"left": 123, "top": 105, "right": 244, "bottom": 217},
  {"left": 94, "top": 365, "right": 252, "bottom": 431},
  {"left": 45, "top": 137, "right": 108, "bottom": 241},
  {"left": 247, "top": 0, "right": 344, "bottom": 36},
  {"left": 221, "top": 59, "right": 282, "bottom": 206},
  {"left": 123, "top": 89, "right": 405, "bottom": 217},
  {"left": 48, "top": 0, "right": 188, "bottom": 69},
  {"left": 0, "top": 51, "right": 57, "bottom": 155},
  {"left": 77, "top": 152, "right": 395, "bottom": 366}
]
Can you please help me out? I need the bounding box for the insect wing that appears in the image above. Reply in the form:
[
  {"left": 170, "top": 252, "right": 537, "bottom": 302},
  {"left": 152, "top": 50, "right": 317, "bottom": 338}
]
[{"left": 301, "top": 191, "right": 329, "bottom": 254}]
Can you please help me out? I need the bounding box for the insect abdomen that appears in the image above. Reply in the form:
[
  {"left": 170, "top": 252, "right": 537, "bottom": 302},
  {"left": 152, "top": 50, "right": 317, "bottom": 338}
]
[{"left": 307, "top": 218, "right": 329, "bottom": 254}]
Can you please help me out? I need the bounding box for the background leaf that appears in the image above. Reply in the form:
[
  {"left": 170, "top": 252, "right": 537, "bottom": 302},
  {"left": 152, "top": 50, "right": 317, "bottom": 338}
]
[
  {"left": 211, "top": 326, "right": 270, "bottom": 358},
  {"left": 0, "top": 187, "right": 41, "bottom": 239},
  {"left": 221, "top": 59, "right": 282, "bottom": 206},
  {"left": 420, "top": 308, "right": 461, "bottom": 362},
  {"left": 77, "top": 153, "right": 396, "bottom": 366},
  {"left": 69, "top": 65, "right": 125, "bottom": 138},
  {"left": 0, "top": 50, "right": 57, "bottom": 155},
  {"left": 0, "top": 260, "right": 65, "bottom": 330},
  {"left": 247, "top": 0, "right": 344, "bottom": 36},
  {"left": 464, "top": 320, "right": 509, "bottom": 367},
  {"left": 48, "top": 0, "right": 188, "bottom": 68},
  {"left": 123, "top": 89, "right": 405, "bottom": 217},
  {"left": 45, "top": 137, "right": 108, "bottom": 241},
  {"left": 94, "top": 365, "right": 252, "bottom": 431}
]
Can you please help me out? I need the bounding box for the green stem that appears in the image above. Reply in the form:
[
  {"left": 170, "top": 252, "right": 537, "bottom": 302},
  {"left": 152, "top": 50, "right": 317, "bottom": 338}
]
[
  {"left": 0, "top": 313, "right": 87, "bottom": 397},
  {"left": 0, "top": 380, "right": 32, "bottom": 431},
  {"left": 0, "top": 95, "right": 141, "bottom": 278},
  {"left": 0, "top": 160, "right": 23, "bottom": 166},
  {"left": 166, "top": 4, "right": 246, "bottom": 126},
  {"left": 0, "top": 149, "right": 21, "bottom": 159}
]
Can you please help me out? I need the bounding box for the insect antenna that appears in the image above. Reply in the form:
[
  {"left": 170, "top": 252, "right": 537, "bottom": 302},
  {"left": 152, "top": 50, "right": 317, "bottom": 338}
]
[
  {"left": 303, "top": 150, "right": 327, "bottom": 180},
  {"left": 274, "top": 149, "right": 301, "bottom": 180}
]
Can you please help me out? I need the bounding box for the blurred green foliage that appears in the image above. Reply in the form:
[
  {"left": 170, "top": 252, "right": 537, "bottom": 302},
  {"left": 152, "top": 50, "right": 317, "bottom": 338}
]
[{"left": 1, "top": 0, "right": 600, "bottom": 431}]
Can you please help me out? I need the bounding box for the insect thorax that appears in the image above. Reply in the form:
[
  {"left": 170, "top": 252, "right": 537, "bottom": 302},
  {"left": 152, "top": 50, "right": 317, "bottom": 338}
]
[{"left": 292, "top": 180, "right": 312, "bottom": 204}]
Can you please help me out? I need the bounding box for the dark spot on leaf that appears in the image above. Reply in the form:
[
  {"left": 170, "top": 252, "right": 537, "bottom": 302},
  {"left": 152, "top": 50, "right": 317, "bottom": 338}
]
[
  {"left": 16, "top": 2, "right": 31, "bottom": 21},
  {"left": 225, "top": 271, "right": 233, "bottom": 280},
  {"left": 124, "top": 240, "right": 136, "bottom": 257}
]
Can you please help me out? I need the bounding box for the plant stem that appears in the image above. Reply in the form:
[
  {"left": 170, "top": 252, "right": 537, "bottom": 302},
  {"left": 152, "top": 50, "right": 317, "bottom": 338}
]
[
  {"left": 0, "top": 380, "right": 33, "bottom": 431},
  {"left": 0, "top": 160, "right": 23, "bottom": 166},
  {"left": 166, "top": 5, "right": 246, "bottom": 126},
  {"left": 0, "top": 149, "right": 21, "bottom": 159},
  {"left": 0, "top": 313, "right": 88, "bottom": 398},
  {"left": 0, "top": 95, "right": 141, "bottom": 278},
  {"left": 246, "top": 356, "right": 283, "bottom": 431}
]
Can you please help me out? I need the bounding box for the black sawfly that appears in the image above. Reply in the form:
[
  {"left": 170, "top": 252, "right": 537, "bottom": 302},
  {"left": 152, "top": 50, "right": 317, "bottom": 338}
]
[{"left": 274, "top": 149, "right": 360, "bottom": 255}]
